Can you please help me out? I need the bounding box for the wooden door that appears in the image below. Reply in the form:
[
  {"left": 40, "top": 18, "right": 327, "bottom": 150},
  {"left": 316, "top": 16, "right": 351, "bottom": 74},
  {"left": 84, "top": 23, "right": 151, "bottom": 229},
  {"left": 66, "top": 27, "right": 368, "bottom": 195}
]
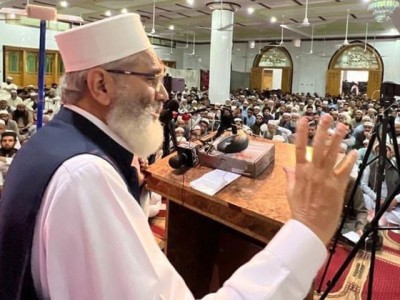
[
  {"left": 45, "top": 53, "right": 56, "bottom": 87},
  {"left": 262, "top": 70, "right": 273, "bottom": 90},
  {"left": 4, "top": 49, "right": 23, "bottom": 87},
  {"left": 326, "top": 69, "right": 341, "bottom": 96},
  {"left": 250, "top": 67, "right": 263, "bottom": 90},
  {"left": 25, "top": 51, "right": 39, "bottom": 86},
  {"left": 281, "top": 68, "right": 292, "bottom": 94},
  {"left": 367, "top": 70, "right": 382, "bottom": 100}
]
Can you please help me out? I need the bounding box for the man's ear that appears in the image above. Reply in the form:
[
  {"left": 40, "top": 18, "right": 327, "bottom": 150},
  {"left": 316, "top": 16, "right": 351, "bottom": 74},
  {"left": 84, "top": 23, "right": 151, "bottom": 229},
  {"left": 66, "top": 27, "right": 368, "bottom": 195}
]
[{"left": 86, "top": 68, "right": 115, "bottom": 106}]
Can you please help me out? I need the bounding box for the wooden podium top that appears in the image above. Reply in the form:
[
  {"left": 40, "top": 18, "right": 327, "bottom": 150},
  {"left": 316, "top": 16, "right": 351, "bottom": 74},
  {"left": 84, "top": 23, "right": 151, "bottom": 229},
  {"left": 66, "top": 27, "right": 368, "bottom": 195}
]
[{"left": 146, "top": 139, "right": 303, "bottom": 243}]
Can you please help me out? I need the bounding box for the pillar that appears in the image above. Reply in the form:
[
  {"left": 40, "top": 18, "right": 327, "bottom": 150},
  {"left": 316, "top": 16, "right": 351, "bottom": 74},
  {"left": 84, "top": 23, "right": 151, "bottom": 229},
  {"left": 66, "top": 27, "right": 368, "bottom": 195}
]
[{"left": 208, "top": 3, "right": 240, "bottom": 104}]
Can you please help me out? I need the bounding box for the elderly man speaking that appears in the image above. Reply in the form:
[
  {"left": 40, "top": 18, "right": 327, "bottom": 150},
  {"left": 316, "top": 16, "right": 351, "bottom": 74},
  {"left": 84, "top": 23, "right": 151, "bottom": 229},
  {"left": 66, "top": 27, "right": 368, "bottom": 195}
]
[{"left": 0, "top": 13, "right": 356, "bottom": 300}]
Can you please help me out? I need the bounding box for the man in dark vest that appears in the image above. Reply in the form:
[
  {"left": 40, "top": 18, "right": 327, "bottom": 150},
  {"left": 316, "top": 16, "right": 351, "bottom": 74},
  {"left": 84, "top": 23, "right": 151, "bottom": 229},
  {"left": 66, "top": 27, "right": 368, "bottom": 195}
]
[{"left": 0, "top": 13, "right": 357, "bottom": 300}]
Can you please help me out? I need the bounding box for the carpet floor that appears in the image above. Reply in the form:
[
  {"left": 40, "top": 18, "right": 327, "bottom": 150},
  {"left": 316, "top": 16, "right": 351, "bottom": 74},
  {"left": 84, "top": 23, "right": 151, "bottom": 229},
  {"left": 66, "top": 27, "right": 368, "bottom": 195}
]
[{"left": 314, "top": 230, "right": 400, "bottom": 299}]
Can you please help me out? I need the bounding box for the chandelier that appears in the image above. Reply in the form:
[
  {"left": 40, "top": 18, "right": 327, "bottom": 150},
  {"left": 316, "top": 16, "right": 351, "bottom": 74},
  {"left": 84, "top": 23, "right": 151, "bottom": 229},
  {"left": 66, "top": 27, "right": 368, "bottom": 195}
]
[{"left": 368, "top": 0, "right": 400, "bottom": 22}]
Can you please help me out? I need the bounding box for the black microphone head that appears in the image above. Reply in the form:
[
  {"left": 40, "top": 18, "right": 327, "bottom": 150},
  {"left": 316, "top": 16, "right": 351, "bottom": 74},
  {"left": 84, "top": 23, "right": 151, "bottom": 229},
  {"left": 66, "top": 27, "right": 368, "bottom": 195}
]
[
  {"left": 160, "top": 99, "right": 180, "bottom": 124},
  {"left": 168, "top": 153, "right": 188, "bottom": 169},
  {"left": 166, "top": 99, "right": 180, "bottom": 112}
]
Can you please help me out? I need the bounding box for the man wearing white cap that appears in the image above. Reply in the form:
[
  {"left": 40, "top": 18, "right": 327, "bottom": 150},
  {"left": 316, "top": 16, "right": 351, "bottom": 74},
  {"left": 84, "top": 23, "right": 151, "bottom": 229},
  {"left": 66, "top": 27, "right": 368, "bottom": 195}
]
[
  {"left": 0, "top": 13, "right": 357, "bottom": 300},
  {"left": 0, "top": 76, "right": 18, "bottom": 95},
  {"left": 6, "top": 89, "right": 24, "bottom": 110}
]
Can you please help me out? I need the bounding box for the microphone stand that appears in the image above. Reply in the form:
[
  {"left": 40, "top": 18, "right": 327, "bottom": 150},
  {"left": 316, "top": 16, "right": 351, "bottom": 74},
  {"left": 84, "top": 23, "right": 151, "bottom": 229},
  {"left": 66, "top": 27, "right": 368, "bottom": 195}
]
[{"left": 318, "top": 82, "right": 400, "bottom": 300}]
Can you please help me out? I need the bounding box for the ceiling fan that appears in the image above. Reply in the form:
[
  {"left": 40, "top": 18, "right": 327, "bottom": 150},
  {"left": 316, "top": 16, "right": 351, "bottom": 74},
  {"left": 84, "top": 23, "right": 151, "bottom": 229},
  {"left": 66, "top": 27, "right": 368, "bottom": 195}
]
[
  {"left": 301, "top": 0, "right": 310, "bottom": 27},
  {"left": 309, "top": 25, "right": 314, "bottom": 54},
  {"left": 148, "top": 0, "right": 156, "bottom": 35},
  {"left": 184, "top": 32, "right": 197, "bottom": 57},
  {"left": 176, "top": 31, "right": 190, "bottom": 49}
]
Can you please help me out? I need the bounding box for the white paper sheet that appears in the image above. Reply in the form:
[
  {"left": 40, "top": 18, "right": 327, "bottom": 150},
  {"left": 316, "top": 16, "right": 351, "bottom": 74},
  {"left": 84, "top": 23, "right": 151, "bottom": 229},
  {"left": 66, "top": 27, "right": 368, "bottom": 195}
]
[
  {"left": 189, "top": 169, "right": 241, "bottom": 196},
  {"left": 342, "top": 231, "right": 360, "bottom": 244}
]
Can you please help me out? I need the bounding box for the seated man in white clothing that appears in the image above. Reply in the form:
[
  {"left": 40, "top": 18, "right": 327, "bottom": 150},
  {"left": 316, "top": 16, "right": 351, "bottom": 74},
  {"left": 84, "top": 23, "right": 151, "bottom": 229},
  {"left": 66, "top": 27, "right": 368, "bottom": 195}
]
[{"left": 0, "top": 14, "right": 357, "bottom": 300}]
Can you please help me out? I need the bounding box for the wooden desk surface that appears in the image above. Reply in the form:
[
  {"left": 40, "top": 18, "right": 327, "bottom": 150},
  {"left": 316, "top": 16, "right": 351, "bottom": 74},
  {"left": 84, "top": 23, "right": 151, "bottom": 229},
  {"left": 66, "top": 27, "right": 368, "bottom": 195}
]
[{"left": 146, "top": 140, "right": 300, "bottom": 243}]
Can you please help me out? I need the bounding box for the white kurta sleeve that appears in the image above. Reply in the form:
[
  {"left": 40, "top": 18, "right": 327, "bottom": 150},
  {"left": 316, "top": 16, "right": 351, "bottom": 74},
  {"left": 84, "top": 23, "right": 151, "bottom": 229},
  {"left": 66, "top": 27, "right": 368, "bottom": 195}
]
[{"left": 32, "top": 154, "right": 327, "bottom": 300}]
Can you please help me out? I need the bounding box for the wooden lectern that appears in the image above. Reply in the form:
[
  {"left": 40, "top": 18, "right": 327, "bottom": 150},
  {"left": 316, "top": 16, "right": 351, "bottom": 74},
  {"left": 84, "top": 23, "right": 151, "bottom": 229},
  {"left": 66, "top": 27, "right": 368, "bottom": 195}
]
[{"left": 146, "top": 140, "right": 312, "bottom": 298}]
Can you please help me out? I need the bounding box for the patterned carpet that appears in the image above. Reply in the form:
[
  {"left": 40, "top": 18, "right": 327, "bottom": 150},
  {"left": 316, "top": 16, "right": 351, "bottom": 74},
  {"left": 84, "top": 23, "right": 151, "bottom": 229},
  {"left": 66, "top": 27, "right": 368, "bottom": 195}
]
[
  {"left": 314, "top": 230, "right": 400, "bottom": 300},
  {"left": 149, "top": 203, "right": 167, "bottom": 250}
]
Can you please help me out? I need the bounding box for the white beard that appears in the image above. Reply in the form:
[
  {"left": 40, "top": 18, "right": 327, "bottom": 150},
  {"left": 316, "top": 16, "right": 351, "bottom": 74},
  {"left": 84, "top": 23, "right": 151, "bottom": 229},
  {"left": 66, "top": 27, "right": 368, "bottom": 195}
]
[{"left": 107, "top": 92, "right": 163, "bottom": 157}]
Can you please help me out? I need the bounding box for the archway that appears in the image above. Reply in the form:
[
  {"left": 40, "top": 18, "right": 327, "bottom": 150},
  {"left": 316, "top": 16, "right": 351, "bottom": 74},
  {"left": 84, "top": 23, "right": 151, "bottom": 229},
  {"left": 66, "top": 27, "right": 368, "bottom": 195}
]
[
  {"left": 326, "top": 42, "right": 383, "bottom": 100},
  {"left": 250, "top": 45, "right": 293, "bottom": 93}
]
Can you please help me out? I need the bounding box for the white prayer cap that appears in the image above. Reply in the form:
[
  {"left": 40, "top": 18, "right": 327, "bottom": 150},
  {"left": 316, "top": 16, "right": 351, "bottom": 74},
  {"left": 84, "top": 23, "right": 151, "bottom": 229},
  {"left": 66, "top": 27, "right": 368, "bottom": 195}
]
[
  {"left": 322, "top": 100, "right": 328, "bottom": 105},
  {"left": 175, "top": 127, "right": 185, "bottom": 133},
  {"left": 260, "top": 124, "right": 268, "bottom": 132},
  {"left": 282, "top": 112, "right": 291, "bottom": 117},
  {"left": 364, "top": 122, "right": 374, "bottom": 128},
  {"left": 269, "top": 120, "right": 279, "bottom": 126},
  {"left": 199, "top": 118, "right": 210, "bottom": 125},
  {"left": 0, "top": 120, "right": 5, "bottom": 126},
  {"left": 191, "top": 125, "right": 201, "bottom": 131},
  {"left": 291, "top": 112, "right": 300, "bottom": 117},
  {"left": 55, "top": 13, "right": 151, "bottom": 72},
  {"left": 207, "top": 112, "right": 215, "bottom": 118},
  {"left": 234, "top": 118, "right": 242, "bottom": 123},
  {"left": 192, "top": 100, "right": 197, "bottom": 104},
  {"left": 254, "top": 106, "right": 260, "bottom": 110},
  {"left": 362, "top": 116, "right": 371, "bottom": 121},
  {"left": 0, "top": 110, "right": 9, "bottom": 115},
  {"left": 257, "top": 113, "right": 263, "bottom": 118},
  {"left": 6, "top": 76, "right": 12, "bottom": 80}
]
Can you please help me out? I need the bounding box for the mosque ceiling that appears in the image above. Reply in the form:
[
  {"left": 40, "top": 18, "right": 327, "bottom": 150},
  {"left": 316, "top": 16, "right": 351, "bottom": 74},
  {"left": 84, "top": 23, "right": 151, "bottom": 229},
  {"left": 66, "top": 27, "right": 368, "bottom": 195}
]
[{"left": 0, "top": 0, "right": 399, "bottom": 43}]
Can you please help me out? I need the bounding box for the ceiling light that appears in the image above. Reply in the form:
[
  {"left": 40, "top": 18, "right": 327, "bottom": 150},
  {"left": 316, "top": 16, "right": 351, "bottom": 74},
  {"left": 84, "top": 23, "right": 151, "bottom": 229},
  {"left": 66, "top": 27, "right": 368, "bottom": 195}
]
[
  {"left": 270, "top": 16, "right": 277, "bottom": 23},
  {"left": 105, "top": 10, "right": 112, "bottom": 17},
  {"left": 121, "top": 8, "right": 128, "bottom": 14},
  {"left": 368, "top": 0, "right": 400, "bottom": 22},
  {"left": 247, "top": 7, "right": 255, "bottom": 14},
  {"left": 169, "top": 25, "right": 174, "bottom": 30},
  {"left": 249, "top": 41, "right": 255, "bottom": 49},
  {"left": 60, "top": 0, "right": 68, "bottom": 8},
  {"left": 186, "top": 0, "right": 194, "bottom": 5}
]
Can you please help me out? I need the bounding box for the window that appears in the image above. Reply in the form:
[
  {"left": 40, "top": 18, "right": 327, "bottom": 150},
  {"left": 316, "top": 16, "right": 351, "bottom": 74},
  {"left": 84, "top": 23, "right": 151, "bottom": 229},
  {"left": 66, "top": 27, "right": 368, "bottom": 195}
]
[
  {"left": 46, "top": 54, "right": 54, "bottom": 74},
  {"left": 26, "top": 52, "right": 38, "bottom": 73},
  {"left": 7, "top": 51, "right": 21, "bottom": 73},
  {"left": 258, "top": 47, "right": 291, "bottom": 68},
  {"left": 333, "top": 45, "right": 379, "bottom": 69}
]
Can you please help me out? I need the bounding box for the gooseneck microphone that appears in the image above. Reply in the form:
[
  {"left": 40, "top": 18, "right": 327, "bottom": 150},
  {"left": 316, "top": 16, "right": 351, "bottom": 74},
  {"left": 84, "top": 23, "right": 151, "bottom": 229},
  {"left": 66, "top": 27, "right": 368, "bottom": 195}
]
[
  {"left": 161, "top": 99, "right": 180, "bottom": 157},
  {"left": 159, "top": 100, "right": 200, "bottom": 169}
]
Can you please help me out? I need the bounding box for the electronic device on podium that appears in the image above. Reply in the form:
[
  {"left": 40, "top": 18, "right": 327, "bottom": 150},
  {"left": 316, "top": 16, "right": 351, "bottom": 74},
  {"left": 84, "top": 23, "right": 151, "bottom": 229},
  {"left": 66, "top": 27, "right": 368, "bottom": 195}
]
[{"left": 198, "top": 132, "right": 275, "bottom": 178}]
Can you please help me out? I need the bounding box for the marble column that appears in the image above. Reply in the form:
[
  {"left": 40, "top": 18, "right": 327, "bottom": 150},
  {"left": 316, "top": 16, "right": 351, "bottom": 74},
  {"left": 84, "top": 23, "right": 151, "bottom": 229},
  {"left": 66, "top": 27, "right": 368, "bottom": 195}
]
[{"left": 208, "top": 3, "right": 239, "bottom": 104}]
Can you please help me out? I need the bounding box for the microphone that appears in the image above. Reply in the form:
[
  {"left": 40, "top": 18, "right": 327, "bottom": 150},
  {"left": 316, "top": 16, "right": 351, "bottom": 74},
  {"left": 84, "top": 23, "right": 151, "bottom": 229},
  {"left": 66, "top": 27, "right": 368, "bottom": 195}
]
[
  {"left": 168, "top": 141, "right": 200, "bottom": 169},
  {"left": 159, "top": 99, "right": 180, "bottom": 124}
]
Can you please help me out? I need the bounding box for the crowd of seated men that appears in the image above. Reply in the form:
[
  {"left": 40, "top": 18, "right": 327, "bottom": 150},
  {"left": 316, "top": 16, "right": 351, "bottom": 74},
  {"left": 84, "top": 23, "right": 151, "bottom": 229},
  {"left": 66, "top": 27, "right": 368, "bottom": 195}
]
[
  {"left": 0, "top": 77, "right": 62, "bottom": 187},
  {"left": 1, "top": 76, "right": 400, "bottom": 238},
  {"left": 0, "top": 77, "right": 61, "bottom": 143},
  {"left": 170, "top": 87, "right": 400, "bottom": 241}
]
